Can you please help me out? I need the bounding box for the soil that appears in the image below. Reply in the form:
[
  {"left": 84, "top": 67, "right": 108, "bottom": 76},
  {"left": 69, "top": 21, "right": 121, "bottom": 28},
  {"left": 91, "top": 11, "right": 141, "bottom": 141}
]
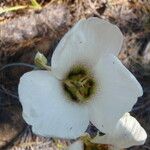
[{"left": 0, "top": 0, "right": 150, "bottom": 150}]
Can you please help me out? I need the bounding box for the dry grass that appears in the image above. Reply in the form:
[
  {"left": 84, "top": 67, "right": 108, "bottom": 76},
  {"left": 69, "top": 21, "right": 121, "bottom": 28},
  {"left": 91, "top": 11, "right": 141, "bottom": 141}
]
[{"left": 0, "top": 0, "right": 150, "bottom": 150}]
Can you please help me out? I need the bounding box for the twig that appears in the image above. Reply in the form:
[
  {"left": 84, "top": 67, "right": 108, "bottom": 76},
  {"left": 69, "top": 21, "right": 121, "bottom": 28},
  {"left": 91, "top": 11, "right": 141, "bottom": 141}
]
[{"left": 0, "top": 63, "right": 36, "bottom": 72}]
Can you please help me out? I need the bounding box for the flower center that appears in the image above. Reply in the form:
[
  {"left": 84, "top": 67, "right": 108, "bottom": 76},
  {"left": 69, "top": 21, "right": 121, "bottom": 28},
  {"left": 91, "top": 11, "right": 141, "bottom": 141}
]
[{"left": 63, "top": 65, "right": 96, "bottom": 103}]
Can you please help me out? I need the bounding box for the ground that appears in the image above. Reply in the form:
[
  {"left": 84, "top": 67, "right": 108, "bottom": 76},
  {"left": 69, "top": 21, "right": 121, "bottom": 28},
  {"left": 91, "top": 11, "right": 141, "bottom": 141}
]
[{"left": 0, "top": 0, "right": 150, "bottom": 150}]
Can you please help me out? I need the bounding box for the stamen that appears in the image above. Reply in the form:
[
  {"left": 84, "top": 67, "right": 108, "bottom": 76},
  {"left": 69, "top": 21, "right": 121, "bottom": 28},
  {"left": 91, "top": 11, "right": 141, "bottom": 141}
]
[{"left": 63, "top": 65, "right": 96, "bottom": 103}]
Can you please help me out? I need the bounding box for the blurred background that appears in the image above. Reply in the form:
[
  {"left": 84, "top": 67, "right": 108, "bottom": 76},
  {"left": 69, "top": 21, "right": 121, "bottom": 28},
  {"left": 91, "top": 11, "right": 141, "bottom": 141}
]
[{"left": 0, "top": 0, "right": 150, "bottom": 149}]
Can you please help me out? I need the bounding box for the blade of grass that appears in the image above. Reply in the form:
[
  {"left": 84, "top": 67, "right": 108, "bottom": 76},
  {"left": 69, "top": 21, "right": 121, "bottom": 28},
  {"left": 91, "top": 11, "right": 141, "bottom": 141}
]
[
  {"left": 30, "top": 0, "right": 42, "bottom": 9},
  {"left": 0, "top": 5, "right": 27, "bottom": 14}
]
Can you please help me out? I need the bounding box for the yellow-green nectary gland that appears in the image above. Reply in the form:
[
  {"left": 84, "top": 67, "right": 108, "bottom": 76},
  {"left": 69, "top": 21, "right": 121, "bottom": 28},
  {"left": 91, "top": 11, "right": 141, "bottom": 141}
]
[{"left": 63, "top": 65, "right": 96, "bottom": 103}]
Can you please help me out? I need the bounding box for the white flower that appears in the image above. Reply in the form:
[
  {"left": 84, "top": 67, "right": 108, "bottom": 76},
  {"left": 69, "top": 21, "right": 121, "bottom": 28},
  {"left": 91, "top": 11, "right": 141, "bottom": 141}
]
[
  {"left": 92, "top": 113, "right": 147, "bottom": 148},
  {"left": 18, "top": 17, "right": 143, "bottom": 139},
  {"left": 68, "top": 113, "right": 147, "bottom": 150}
]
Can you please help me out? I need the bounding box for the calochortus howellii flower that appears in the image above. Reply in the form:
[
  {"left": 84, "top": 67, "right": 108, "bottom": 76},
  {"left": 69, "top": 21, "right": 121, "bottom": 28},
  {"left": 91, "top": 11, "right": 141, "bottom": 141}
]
[
  {"left": 68, "top": 113, "right": 147, "bottom": 150},
  {"left": 19, "top": 17, "right": 144, "bottom": 140}
]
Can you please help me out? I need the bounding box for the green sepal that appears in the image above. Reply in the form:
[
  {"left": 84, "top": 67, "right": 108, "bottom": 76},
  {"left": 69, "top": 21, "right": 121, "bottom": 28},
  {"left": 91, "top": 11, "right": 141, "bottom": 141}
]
[{"left": 34, "top": 51, "right": 48, "bottom": 69}]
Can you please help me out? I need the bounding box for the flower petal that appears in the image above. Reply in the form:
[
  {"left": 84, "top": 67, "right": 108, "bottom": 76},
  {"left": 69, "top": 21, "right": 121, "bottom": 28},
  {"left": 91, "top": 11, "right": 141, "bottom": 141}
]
[
  {"left": 91, "top": 113, "right": 147, "bottom": 148},
  {"left": 68, "top": 140, "right": 84, "bottom": 150},
  {"left": 89, "top": 54, "right": 143, "bottom": 133},
  {"left": 18, "top": 70, "right": 89, "bottom": 139},
  {"left": 51, "top": 17, "right": 123, "bottom": 79}
]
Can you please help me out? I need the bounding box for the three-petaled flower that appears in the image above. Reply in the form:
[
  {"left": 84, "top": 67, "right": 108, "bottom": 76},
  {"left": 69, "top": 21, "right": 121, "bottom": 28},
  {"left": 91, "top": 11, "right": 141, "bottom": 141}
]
[{"left": 19, "top": 17, "right": 144, "bottom": 140}]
